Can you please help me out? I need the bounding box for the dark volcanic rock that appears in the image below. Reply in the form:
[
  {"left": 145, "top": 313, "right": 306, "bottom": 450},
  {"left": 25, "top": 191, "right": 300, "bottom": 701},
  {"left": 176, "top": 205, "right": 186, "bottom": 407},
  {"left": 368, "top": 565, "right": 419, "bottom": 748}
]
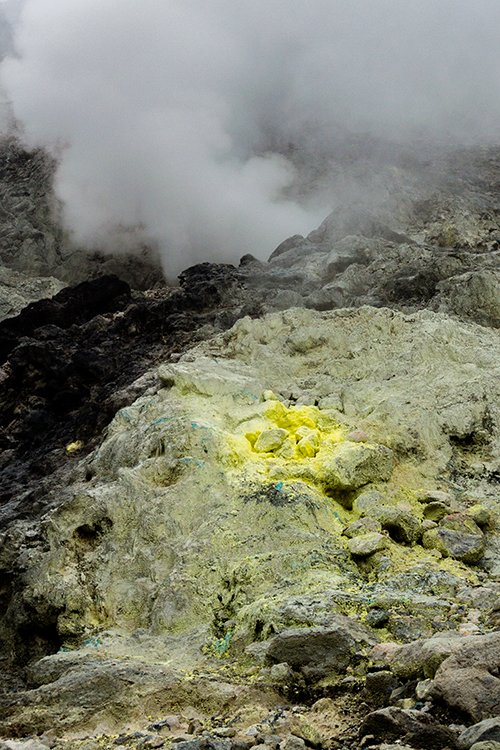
[
  {"left": 359, "top": 706, "right": 458, "bottom": 749},
  {"left": 263, "top": 617, "right": 377, "bottom": 677},
  {"left": 0, "top": 266, "right": 255, "bottom": 521}
]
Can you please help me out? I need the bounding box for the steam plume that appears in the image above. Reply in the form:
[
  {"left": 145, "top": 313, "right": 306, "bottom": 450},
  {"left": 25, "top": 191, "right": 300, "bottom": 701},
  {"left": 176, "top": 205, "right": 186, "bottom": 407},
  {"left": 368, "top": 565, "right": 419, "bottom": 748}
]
[{"left": 2, "top": 1, "right": 500, "bottom": 275}]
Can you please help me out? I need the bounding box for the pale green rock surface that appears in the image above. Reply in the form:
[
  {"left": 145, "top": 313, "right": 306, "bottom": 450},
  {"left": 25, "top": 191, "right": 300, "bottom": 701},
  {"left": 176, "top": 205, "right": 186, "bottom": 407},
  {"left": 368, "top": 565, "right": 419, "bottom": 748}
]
[{"left": 1, "top": 306, "right": 499, "bottom": 735}]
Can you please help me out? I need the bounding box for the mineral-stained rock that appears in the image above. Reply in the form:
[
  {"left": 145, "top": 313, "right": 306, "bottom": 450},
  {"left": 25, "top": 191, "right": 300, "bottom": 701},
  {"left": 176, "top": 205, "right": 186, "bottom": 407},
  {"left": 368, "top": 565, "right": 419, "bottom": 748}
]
[
  {"left": 1, "top": 305, "right": 499, "bottom": 736},
  {"left": 320, "top": 441, "right": 394, "bottom": 493},
  {"left": 254, "top": 428, "right": 289, "bottom": 453},
  {"left": 423, "top": 501, "right": 449, "bottom": 522},
  {"left": 343, "top": 517, "right": 382, "bottom": 537},
  {"left": 374, "top": 506, "right": 421, "bottom": 545},
  {"left": 263, "top": 618, "right": 377, "bottom": 676},
  {"left": 422, "top": 513, "right": 485, "bottom": 563},
  {"left": 430, "top": 632, "right": 500, "bottom": 721},
  {"left": 348, "top": 532, "right": 387, "bottom": 557}
]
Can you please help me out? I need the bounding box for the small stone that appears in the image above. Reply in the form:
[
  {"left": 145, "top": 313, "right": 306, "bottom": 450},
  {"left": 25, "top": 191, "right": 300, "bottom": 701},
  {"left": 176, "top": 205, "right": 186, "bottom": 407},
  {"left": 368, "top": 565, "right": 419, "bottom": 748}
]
[
  {"left": 353, "top": 489, "right": 386, "bottom": 515},
  {"left": 269, "top": 662, "right": 294, "bottom": 682},
  {"left": 321, "top": 442, "right": 394, "bottom": 494},
  {"left": 421, "top": 519, "right": 438, "bottom": 531},
  {"left": 262, "top": 736, "right": 281, "bottom": 749},
  {"left": 213, "top": 728, "right": 237, "bottom": 738},
  {"left": 458, "top": 622, "right": 481, "bottom": 636},
  {"left": 347, "top": 430, "right": 369, "bottom": 442},
  {"left": 296, "top": 428, "right": 320, "bottom": 457},
  {"left": 422, "top": 513, "right": 485, "bottom": 563},
  {"left": 364, "top": 670, "right": 400, "bottom": 707},
  {"left": 262, "top": 390, "right": 280, "bottom": 401},
  {"left": 466, "top": 504, "right": 492, "bottom": 528},
  {"left": 423, "top": 501, "right": 449, "bottom": 522},
  {"left": 343, "top": 517, "right": 382, "bottom": 538},
  {"left": 279, "top": 736, "right": 306, "bottom": 750},
  {"left": 245, "top": 727, "right": 260, "bottom": 737},
  {"left": 348, "top": 532, "right": 387, "bottom": 558},
  {"left": 254, "top": 429, "right": 289, "bottom": 453},
  {"left": 419, "top": 490, "right": 454, "bottom": 505},
  {"left": 231, "top": 739, "right": 257, "bottom": 750},
  {"left": 374, "top": 506, "right": 421, "bottom": 545},
  {"left": 469, "top": 743, "right": 500, "bottom": 750},
  {"left": 366, "top": 607, "right": 390, "bottom": 628},
  {"left": 415, "top": 678, "right": 434, "bottom": 700}
]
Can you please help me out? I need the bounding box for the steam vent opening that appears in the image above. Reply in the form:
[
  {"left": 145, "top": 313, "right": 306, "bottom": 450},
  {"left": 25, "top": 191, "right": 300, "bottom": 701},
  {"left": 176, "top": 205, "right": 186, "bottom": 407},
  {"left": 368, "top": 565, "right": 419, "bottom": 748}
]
[{"left": 0, "top": 2, "right": 499, "bottom": 747}]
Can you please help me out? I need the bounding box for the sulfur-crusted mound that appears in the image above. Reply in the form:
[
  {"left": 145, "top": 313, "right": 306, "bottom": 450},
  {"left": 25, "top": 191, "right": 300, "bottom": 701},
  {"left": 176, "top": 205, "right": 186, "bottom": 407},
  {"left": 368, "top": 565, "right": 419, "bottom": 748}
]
[{"left": 1, "top": 306, "right": 498, "bottom": 737}]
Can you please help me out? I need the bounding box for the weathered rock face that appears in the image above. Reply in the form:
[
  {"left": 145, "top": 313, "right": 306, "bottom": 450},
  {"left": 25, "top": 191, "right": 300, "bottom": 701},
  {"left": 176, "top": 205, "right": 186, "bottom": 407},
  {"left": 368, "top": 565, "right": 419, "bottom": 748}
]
[
  {"left": 0, "top": 306, "right": 498, "bottom": 738},
  {"left": 0, "top": 266, "right": 65, "bottom": 322},
  {"left": 238, "top": 145, "right": 500, "bottom": 329},
  {"left": 0, "top": 137, "right": 163, "bottom": 288}
]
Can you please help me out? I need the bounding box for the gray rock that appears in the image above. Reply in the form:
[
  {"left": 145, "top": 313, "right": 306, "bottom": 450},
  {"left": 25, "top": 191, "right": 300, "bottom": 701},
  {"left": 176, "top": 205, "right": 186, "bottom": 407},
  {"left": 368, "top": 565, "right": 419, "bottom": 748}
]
[
  {"left": 469, "top": 743, "right": 500, "bottom": 750},
  {"left": 348, "top": 532, "right": 387, "bottom": 557},
  {"left": 279, "top": 737, "right": 306, "bottom": 750},
  {"left": 458, "top": 718, "right": 500, "bottom": 749},
  {"left": 353, "top": 489, "right": 386, "bottom": 515},
  {"left": 343, "top": 517, "right": 382, "bottom": 537},
  {"left": 422, "top": 513, "right": 485, "bottom": 563},
  {"left": 264, "top": 617, "right": 377, "bottom": 676}
]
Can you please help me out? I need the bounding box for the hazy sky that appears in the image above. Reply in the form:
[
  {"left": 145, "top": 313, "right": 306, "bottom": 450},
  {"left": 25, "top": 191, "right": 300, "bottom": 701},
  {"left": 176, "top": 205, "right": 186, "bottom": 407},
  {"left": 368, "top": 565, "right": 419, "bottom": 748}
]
[{"left": 2, "top": 1, "right": 500, "bottom": 275}]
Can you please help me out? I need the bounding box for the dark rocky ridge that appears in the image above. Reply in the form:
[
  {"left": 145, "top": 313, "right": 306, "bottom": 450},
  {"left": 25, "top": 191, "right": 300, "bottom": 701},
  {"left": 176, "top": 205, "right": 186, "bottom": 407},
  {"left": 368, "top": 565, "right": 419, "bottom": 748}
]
[{"left": 0, "top": 264, "right": 255, "bottom": 522}]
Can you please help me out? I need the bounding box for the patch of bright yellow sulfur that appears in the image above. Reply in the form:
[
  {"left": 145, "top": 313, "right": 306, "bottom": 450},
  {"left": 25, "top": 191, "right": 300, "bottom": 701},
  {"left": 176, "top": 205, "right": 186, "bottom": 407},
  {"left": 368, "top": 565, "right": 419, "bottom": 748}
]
[{"left": 224, "top": 401, "right": 345, "bottom": 474}]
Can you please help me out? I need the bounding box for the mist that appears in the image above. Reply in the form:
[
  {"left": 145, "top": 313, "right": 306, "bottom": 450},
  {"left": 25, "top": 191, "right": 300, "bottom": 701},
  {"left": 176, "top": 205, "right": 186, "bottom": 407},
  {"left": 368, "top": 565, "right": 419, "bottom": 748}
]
[{"left": 2, "top": 1, "right": 500, "bottom": 276}]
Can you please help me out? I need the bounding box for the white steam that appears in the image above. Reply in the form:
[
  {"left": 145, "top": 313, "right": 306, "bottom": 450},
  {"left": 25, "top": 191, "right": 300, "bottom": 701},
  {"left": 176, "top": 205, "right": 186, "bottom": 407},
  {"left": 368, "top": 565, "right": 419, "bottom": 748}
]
[{"left": 2, "top": 1, "right": 500, "bottom": 275}]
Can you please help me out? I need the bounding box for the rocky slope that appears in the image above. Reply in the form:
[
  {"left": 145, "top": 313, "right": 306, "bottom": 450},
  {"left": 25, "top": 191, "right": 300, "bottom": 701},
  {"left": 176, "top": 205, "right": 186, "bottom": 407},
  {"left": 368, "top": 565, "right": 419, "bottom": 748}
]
[{"left": 0, "top": 140, "right": 499, "bottom": 750}]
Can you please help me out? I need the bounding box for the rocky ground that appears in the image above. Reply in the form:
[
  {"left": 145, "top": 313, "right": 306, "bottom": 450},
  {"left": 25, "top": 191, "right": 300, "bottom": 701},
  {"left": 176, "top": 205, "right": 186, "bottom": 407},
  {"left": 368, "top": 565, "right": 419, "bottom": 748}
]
[{"left": 0, "top": 138, "right": 499, "bottom": 750}]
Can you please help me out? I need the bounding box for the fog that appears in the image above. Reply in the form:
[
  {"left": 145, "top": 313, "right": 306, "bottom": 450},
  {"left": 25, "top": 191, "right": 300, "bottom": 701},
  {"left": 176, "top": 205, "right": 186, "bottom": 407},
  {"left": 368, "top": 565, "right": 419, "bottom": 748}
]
[{"left": 2, "top": 1, "right": 500, "bottom": 276}]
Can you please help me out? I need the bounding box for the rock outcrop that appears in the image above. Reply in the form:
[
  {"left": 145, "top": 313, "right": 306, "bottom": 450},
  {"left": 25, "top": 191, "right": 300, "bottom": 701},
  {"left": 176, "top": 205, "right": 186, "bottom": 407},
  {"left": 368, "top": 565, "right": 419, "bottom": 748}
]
[{"left": 0, "top": 306, "right": 498, "bottom": 744}]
